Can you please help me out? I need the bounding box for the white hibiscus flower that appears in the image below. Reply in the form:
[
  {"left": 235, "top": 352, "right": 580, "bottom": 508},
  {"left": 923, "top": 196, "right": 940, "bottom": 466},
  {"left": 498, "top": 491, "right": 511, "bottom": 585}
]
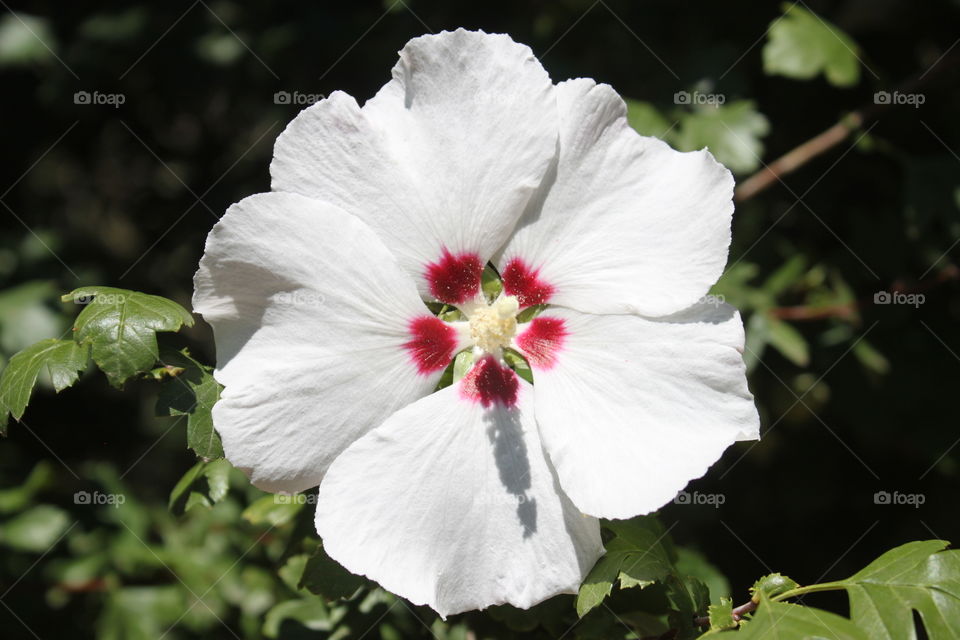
[{"left": 193, "top": 29, "right": 759, "bottom": 617}]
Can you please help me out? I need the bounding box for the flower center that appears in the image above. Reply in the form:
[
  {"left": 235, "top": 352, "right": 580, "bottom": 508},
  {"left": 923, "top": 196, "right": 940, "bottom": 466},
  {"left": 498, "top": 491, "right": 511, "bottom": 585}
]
[{"left": 468, "top": 295, "right": 520, "bottom": 354}]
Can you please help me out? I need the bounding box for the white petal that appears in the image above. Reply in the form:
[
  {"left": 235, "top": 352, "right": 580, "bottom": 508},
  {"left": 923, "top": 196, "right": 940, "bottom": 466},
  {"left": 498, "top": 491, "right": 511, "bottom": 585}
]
[
  {"left": 271, "top": 29, "right": 558, "bottom": 305},
  {"left": 193, "top": 192, "right": 466, "bottom": 493},
  {"left": 497, "top": 78, "right": 735, "bottom": 316},
  {"left": 315, "top": 357, "right": 603, "bottom": 617},
  {"left": 513, "top": 303, "right": 759, "bottom": 519}
]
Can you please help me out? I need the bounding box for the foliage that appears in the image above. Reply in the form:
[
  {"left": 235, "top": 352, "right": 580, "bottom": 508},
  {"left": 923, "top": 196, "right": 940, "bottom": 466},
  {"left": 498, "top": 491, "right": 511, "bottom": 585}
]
[
  {"left": 1, "top": 0, "right": 959, "bottom": 638},
  {"left": 762, "top": 3, "right": 862, "bottom": 87}
]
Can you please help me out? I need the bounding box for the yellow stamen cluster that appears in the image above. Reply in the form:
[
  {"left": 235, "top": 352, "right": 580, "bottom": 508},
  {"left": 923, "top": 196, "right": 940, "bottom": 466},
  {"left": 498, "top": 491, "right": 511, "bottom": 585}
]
[{"left": 468, "top": 295, "right": 520, "bottom": 353}]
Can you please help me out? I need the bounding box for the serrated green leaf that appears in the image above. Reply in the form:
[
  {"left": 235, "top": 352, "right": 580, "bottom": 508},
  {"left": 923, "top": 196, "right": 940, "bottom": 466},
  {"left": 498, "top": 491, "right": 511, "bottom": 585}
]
[
  {"left": 841, "top": 540, "right": 960, "bottom": 640},
  {"left": 762, "top": 3, "right": 861, "bottom": 87},
  {"left": 671, "top": 101, "right": 770, "bottom": 174},
  {"left": 65, "top": 287, "right": 193, "bottom": 387},
  {"left": 666, "top": 574, "right": 710, "bottom": 636},
  {"left": 0, "top": 338, "right": 88, "bottom": 432},
  {"left": 735, "top": 595, "right": 867, "bottom": 639},
  {"left": 766, "top": 317, "right": 810, "bottom": 367},
  {"left": 155, "top": 349, "right": 223, "bottom": 459},
  {"left": 298, "top": 544, "right": 366, "bottom": 601},
  {"left": 708, "top": 597, "right": 737, "bottom": 631},
  {"left": 576, "top": 516, "right": 675, "bottom": 617}
]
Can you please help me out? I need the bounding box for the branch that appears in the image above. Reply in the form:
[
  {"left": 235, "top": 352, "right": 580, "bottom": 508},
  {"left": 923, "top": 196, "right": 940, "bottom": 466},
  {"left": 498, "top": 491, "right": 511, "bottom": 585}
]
[
  {"left": 767, "top": 265, "right": 958, "bottom": 322},
  {"left": 692, "top": 599, "right": 758, "bottom": 629},
  {"left": 734, "top": 51, "right": 960, "bottom": 203}
]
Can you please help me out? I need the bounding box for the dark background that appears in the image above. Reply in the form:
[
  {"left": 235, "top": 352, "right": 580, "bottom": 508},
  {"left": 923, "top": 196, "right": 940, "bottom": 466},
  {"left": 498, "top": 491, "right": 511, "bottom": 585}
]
[{"left": 1, "top": 0, "right": 958, "bottom": 638}]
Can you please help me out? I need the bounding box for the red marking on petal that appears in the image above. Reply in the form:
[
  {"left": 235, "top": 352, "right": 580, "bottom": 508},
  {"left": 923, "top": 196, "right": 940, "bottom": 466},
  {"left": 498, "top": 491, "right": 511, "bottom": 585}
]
[
  {"left": 516, "top": 316, "right": 567, "bottom": 370},
  {"left": 425, "top": 249, "right": 483, "bottom": 305},
  {"left": 460, "top": 355, "right": 519, "bottom": 408},
  {"left": 404, "top": 316, "right": 458, "bottom": 375},
  {"left": 502, "top": 258, "right": 554, "bottom": 308}
]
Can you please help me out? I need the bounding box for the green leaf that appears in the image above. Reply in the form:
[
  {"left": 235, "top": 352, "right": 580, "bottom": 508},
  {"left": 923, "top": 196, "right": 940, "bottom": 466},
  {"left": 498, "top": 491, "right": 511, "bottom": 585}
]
[
  {"left": 0, "top": 338, "right": 88, "bottom": 432},
  {"left": 841, "top": 540, "right": 960, "bottom": 639},
  {"left": 184, "top": 491, "right": 211, "bottom": 511},
  {"left": 735, "top": 595, "right": 867, "bottom": 639},
  {"left": 64, "top": 287, "right": 194, "bottom": 387},
  {"left": 576, "top": 517, "right": 675, "bottom": 617},
  {"left": 262, "top": 598, "right": 331, "bottom": 638},
  {"left": 0, "top": 460, "right": 55, "bottom": 513},
  {"left": 503, "top": 348, "right": 533, "bottom": 384},
  {"left": 298, "top": 544, "right": 366, "bottom": 601},
  {"left": 708, "top": 597, "right": 737, "bottom": 631},
  {"left": 625, "top": 99, "right": 672, "bottom": 138},
  {"left": 671, "top": 101, "right": 770, "bottom": 174},
  {"left": 481, "top": 263, "right": 503, "bottom": 301},
  {"left": 666, "top": 574, "right": 711, "bottom": 636},
  {"left": 0, "top": 13, "right": 58, "bottom": 67},
  {"left": 743, "top": 313, "right": 769, "bottom": 374},
  {"left": 168, "top": 461, "right": 206, "bottom": 513},
  {"left": 98, "top": 586, "right": 185, "bottom": 640},
  {"left": 204, "top": 459, "right": 231, "bottom": 502},
  {"left": 242, "top": 495, "right": 302, "bottom": 527},
  {"left": 155, "top": 349, "right": 223, "bottom": 459},
  {"left": 167, "top": 459, "right": 232, "bottom": 514},
  {"left": 0, "top": 280, "right": 66, "bottom": 354},
  {"left": 0, "top": 504, "right": 70, "bottom": 552},
  {"left": 762, "top": 3, "right": 862, "bottom": 87},
  {"left": 762, "top": 255, "right": 808, "bottom": 297},
  {"left": 853, "top": 339, "right": 891, "bottom": 375},
  {"left": 451, "top": 350, "right": 475, "bottom": 383},
  {"left": 676, "top": 547, "right": 731, "bottom": 605},
  {"left": 765, "top": 317, "right": 810, "bottom": 367}
]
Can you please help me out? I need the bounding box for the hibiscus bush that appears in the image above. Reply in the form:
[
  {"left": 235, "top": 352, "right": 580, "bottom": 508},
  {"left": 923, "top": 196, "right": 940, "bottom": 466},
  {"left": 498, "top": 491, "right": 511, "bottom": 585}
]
[{"left": 2, "top": 1, "right": 959, "bottom": 639}]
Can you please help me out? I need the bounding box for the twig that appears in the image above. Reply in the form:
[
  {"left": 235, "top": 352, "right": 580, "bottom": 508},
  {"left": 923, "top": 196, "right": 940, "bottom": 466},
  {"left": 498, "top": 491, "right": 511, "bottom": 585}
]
[
  {"left": 734, "top": 50, "right": 960, "bottom": 203},
  {"left": 767, "top": 265, "right": 958, "bottom": 322},
  {"left": 692, "top": 599, "right": 758, "bottom": 629}
]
